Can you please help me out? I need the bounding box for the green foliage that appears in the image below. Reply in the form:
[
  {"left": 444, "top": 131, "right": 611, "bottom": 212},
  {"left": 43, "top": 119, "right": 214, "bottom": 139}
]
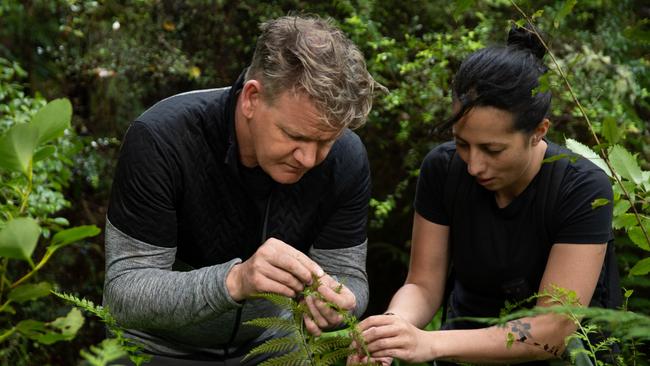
[
  {"left": 243, "top": 283, "right": 378, "bottom": 366},
  {"left": 53, "top": 291, "right": 151, "bottom": 366}
]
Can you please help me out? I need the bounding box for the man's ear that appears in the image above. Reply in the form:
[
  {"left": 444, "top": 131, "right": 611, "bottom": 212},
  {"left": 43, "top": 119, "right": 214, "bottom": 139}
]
[
  {"left": 532, "top": 118, "right": 551, "bottom": 146},
  {"left": 240, "top": 80, "right": 263, "bottom": 119}
]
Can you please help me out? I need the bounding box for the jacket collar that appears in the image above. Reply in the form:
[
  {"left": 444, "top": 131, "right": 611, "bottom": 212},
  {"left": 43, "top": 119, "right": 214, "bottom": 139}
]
[{"left": 224, "top": 69, "right": 247, "bottom": 169}]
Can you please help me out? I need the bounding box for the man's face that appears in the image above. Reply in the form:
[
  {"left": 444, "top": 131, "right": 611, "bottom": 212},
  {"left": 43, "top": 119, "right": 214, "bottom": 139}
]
[{"left": 243, "top": 90, "right": 342, "bottom": 184}]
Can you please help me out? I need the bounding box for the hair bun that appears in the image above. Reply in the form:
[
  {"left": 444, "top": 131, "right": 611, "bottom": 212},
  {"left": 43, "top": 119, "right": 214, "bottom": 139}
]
[{"left": 507, "top": 24, "right": 546, "bottom": 60}]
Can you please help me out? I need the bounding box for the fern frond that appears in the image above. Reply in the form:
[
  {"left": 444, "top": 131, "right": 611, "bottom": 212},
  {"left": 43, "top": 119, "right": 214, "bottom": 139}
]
[
  {"left": 311, "top": 335, "right": 351, "bottom": 354},
  {"left": 52, "top": 291, "right": 116, "bottom": 326},
  {"left": 252, "top": 292, "right": 299, "bottom": 311},
  {"left": 243, "top": 317, "right": 299, "bottom": 332},
  {"left": 79, "top": 338, "right": 126, "bottom": 366},
  {"left": 243, "top": 336, "right": 299, "bottom": 360},
  {"left": 318, "top": 347, "right": 355, "bottom": 366},
  {"left": 257, "top": 350, "right": 310, "bottom": 366}
]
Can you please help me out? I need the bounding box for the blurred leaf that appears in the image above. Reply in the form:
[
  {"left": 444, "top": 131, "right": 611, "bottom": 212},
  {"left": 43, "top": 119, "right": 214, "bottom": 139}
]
[
  {"left": 623, "top": 19, "right": 650, "bottom": 45},
  {"left": 554, "top": 0, "right": 577, "bottom": 28},
  {"left": 162, "top": 20, "right": 176, "bottom": 32},
  {"left": 32, "top": 145, "right": 56, "bottom": 163},
  {"left": 31, "top": 98, "right": 72, "bottom": 145},
  {"left": 613, "top": 200, "right": 631, "bottom": 216},
  {"left": 609, "top": 145, "right": 643, "bottom": 185},
  {"left": 19, "top": 307, "right": 84, "bottom": 345},
  {"left": 0, "top": 217, "right": 41, "bottom": 262},
  {"left": 591, "top": 198, "right": 610, "bottom": 209},
  {"left": 80, "top": 338, "right": 128, "bottom": 366},
  {"left": 542, "top": 153, "right": 576, "bottom": 164},
  {"left": 630, "top": 257, "right": 650, "bottom": 276},
  {"left": 49, "top": 225, "right": 101, "bottom": 251},
  {"left": 601, "top": 117, "right": 621, "bottom": 145},
  {"left": 453, "top": 0, "right": 475, "bottom": 20},
  {"left": 613, "top": 213, "right": 637, "bottom": 230},
  {"left": 8, "top": 282, "right": 53, "bottom": 303},
  {"left": 565, "top": 138, "right": 611, "bottom": 177},
  {"left": 532, "top": 73, "right": 551, "bottom": 95},
  {"left": 0, "top": 123, "right": 38, "bottom": 175}
]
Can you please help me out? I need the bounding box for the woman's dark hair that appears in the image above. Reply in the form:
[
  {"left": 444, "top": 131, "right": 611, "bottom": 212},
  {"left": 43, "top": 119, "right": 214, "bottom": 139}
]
[{"left": 441, "top": 24, "right": 551, "bottom": 133}]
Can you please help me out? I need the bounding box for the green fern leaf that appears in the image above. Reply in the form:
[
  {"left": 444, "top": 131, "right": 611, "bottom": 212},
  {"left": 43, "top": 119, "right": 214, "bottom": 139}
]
[
  {"left": 258, "top": 350, "right": 310, "bottom": 366},
  {"left": 319, "top": 347, "right": 355, "bottom": 366},
  {"left": 243, "top": 336, "right": 299, "bottom": 360},
  {"left": 311, "top": 335, "right": 351, "bottom": 354},
  {"left": 243, "top": 317, "right": 298, "bottom": 332},
  {"left": 252, "top": 292, "right": 298, "bottom": 310},
  {"left": 80, "top": 338, "right": 127, "bottom": 366}
]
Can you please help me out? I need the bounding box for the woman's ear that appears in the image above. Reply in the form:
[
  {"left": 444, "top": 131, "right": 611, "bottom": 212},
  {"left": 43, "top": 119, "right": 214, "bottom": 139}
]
[
  {"left": 240, "top": 80, "right": 263, "bottom": 119},
  {"left": 532, "top": 118, "right": 551, "bottom": 145}
]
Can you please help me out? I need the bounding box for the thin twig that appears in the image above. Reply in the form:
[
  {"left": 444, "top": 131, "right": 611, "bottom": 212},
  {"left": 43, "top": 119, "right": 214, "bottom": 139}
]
[{"left": 510, "top": 0, "right": 650, "bottom": 248}]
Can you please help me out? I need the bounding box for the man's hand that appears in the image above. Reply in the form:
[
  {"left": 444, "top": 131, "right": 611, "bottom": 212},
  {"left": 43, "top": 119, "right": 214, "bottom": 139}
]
[
  {"left": 303, "top": 274, "right": 356, "bottom": 336},
  {"left": 225, "top": 237, "right": 324, "bottom": 302}
]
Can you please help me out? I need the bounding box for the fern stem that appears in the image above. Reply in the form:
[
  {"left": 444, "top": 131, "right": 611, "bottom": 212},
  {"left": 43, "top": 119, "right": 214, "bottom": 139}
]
[
  {"left": 509, "top": 0, "right": 650, "bottom": 255},
  {"left": 0, "top": 258, "right": 8, "bottom": 303}
]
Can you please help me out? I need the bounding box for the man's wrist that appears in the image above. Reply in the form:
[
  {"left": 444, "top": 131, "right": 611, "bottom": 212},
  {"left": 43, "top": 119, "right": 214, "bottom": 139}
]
[{"left": 226, "top": 263, "right": 244, "bottom": 302}]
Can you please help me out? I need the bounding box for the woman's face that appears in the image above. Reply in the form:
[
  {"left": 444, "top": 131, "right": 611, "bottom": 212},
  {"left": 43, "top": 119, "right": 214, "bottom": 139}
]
[{"left": 452, "top": 106, "right": 543, "bottom": 199}]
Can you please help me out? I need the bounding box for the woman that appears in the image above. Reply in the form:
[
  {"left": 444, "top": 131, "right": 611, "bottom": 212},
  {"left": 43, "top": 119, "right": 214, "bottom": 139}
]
[{"left": 352, "top": 25, "right": 621, "bottom": 365}]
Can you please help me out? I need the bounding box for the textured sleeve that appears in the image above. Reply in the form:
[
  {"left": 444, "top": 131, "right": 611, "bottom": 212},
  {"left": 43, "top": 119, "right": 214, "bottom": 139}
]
[
  {"left": 309, "top": 241, "right": 368, "bottom": 318},
  {"left": 103, "top": 219, "right": 242, "bottom": 331},
  {"left": 311, "top": 131, "right": 371, "bottom": 316},
  {"left": 414, "top": 143, "right": 453, "bottom": 225},
  {"left": 553, "top": 166, "right": 613, "bottom": 244}
]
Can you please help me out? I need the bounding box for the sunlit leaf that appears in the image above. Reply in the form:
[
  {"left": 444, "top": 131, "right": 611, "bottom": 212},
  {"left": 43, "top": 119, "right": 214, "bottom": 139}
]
[
  {"left": 31, "top": 98, "right": 72, "bottom": 145},
  {"left": 591, "top": 198, "right": 610, "bottom": 209},
  {"left": 630, "top": 257, "right": 650, "bottom": 276},
  {"left": 8, "top": 282, "right": 53, "bottom": 303},
  {"left": 0, "top": 217, "right": 41, "bottom": 262},
  {"left": 613, "top": 213, "right": 637, "bottom": 230},
  {"left": 19, "top": 307, "right": 84, "bottom": 345},
  {"left": 0, "top": 122, "right": 38, "bottom": 175},
  {"left": 565, "top": 138, "right": 612, "bottom": 177},
  {"left": 609, "top": 145, "right": 643, "bottom": 185},
  {"left": 554, "top": 0, "right": 577, "bottom": 28},
  {"left": 628, "top": 226, "right": 650, "bottom": 251},
  {"left": 49, "top": 225, "right": 101, "bottom": 252},
  {"left": 32, "top": 145, "right": 56, "bottom": 163}
]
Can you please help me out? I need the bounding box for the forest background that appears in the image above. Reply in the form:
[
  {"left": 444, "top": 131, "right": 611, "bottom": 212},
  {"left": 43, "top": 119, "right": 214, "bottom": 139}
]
[{"left": 0, "top": 0, "right": 648, "bottom": 364}]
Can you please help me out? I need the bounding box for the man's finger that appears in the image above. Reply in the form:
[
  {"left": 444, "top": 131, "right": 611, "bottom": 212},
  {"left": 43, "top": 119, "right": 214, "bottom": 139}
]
[
  {"left": 305, "top": 295, "right": 329, "bottom": 328},
  {"left": 303, "top": 314, "right": 322, "bottom": 336}
]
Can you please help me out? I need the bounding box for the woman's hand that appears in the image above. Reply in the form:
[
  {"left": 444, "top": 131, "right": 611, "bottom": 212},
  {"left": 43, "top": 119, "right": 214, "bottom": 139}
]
[{"left": 355, "top": 313, "right": 432, "bottom": 363}]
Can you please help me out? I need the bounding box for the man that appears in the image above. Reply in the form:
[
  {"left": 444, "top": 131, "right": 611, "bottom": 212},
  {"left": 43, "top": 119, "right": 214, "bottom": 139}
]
[{"left": 103, "top": 15, "right": 382, "bottom": 364}]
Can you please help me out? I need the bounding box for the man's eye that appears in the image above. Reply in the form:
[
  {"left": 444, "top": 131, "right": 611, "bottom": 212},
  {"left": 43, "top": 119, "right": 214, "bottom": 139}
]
[{"left": 486, "top": 149, "right": 503, "bottom": 155}]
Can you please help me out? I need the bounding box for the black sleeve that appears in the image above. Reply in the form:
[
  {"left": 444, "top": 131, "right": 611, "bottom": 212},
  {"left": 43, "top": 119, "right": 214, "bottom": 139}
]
[
  {"left": 414, "top": 144, "right": 453, "bottom": 226},
  {"left": 554, "top": 166, "right": 613, "bottom": 244},
  {"left": 313, "top": 132, "right": 371, "bottom": 249},
  {"left": 107, "top": 121, "right": 179, "bottom": 247}
]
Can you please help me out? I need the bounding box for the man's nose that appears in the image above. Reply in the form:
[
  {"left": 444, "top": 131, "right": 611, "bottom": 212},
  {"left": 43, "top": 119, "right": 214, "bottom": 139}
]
[{"left": 294, "top": 142, "right": 318, "bottom": 169}]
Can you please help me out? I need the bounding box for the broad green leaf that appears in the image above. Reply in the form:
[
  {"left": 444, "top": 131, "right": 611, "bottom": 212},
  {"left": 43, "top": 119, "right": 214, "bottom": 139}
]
[
  {"left": 630, "top": 257, "right": 650, "bottom": 276},
  {"left": 554, "top": 0, "right": 577, "bottom": 28},
  {"left": 613, "top": 200, "right": 631, "bottom": 216},
  {"left": 453, "top": 0, "right": 475, "bottom": 19},
  {"left": 0, "top": 217, "right": 41, "bottom": 262},
  {"left": 612, "top": 181, "right": 637, "bottom": 203},
  {"left": 613, "top": 213, "right": 637, "bottom": 230},
  {"left": 542, "top": 153, "right": 576, "bottom": 164},
  {"left": 601, "top": 117, "right": 621, "bottom": 145},
  {"left": 642, "top": 171, "right": 650, "bottom": 192},
  {"left": 31, "top": 98, "right": 72, "bottom": 145},
  {"left": 32, "top": 145, "right": 56, "bottom": 163},
  {"left": 628, "top": 226, "right": 650, "bottom": 251},
  {"left": 565, "top": 138, "right": 611, "bottom": 177},
  {"left": 591, "top": 198, "right": 610, "bottom": 209},
  {"left": 609, "top": 145, "right": 644, "bottom": 185},
  {"left": 8, "top": 282, "right": 53, "bottom": 303},
  {"left": 0, "top": 122, "right": 38, "bottom": 175},
  {"left": 49, "top": 225, "right": 101, "bottom": 251},
  {"left": 21, "top": 307, "right": 84, "bottom": 345}
]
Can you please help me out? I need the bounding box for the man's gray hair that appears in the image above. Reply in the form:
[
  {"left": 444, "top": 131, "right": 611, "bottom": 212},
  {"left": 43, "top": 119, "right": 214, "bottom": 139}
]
[{"left": 245, "top": 15, "right": 384, "bottom": 130}]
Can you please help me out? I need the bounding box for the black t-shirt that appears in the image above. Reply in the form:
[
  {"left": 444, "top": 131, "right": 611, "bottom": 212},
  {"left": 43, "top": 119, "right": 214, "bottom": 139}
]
[
  {"left": 415, "top": 140, "right": 618, "bottom": 320},
  {"left": 107, "top": 77, "right": 371, "bottom": 269}
]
